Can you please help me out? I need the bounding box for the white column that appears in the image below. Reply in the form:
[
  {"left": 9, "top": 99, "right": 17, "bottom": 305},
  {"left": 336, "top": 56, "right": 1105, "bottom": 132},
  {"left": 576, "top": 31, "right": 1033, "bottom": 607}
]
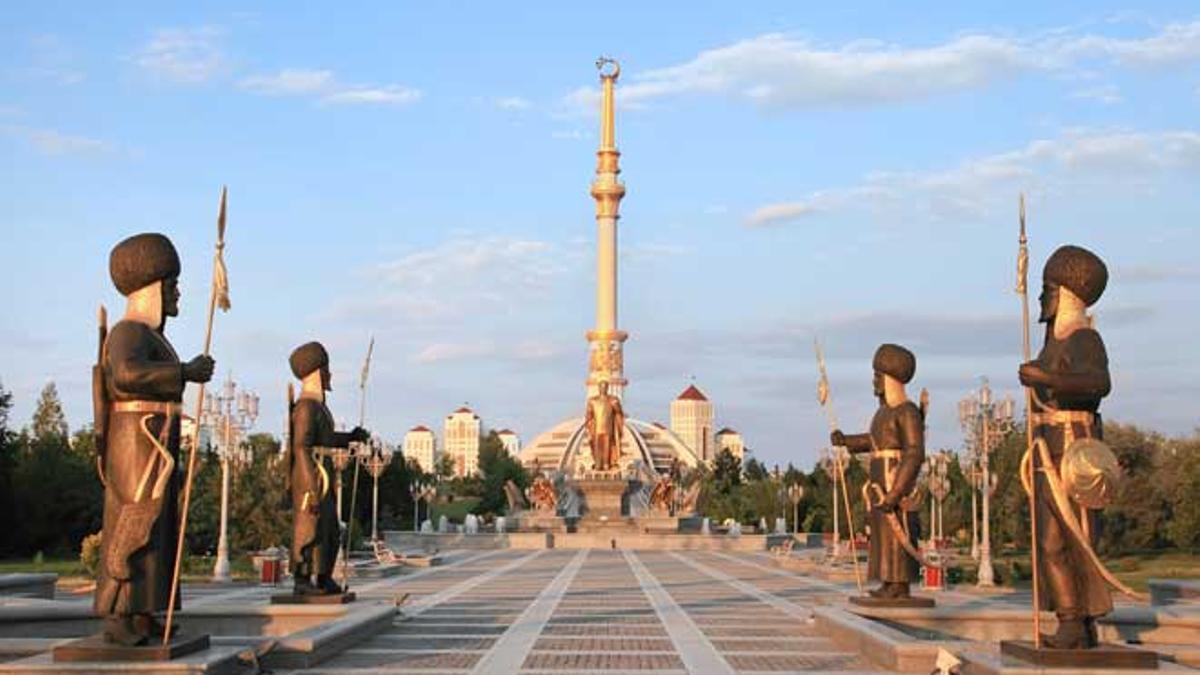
[
  {"left": 596, "top": 217, "right": 617, "bottom": 332},
  {"left": 978, "top": 417, "right": 995, "bottom": 587}
]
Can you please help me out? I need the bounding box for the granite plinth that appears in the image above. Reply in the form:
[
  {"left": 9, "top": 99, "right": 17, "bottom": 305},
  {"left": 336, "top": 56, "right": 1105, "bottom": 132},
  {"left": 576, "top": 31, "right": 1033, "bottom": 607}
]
[
  {"left": 269, "top": 592, "right": 355, "bottom": 605},
  {"left": 850, "top": 595, "right": 936, "bottom": 608},
  {"left": 1000, "top": 640, "right": 1158, "bottom": 669},
  {"left": 52, "top": 633, "right": 209, "bottom": 662},
  {"left": 574, "top": 476, "right": 631, "bottom": 520}
]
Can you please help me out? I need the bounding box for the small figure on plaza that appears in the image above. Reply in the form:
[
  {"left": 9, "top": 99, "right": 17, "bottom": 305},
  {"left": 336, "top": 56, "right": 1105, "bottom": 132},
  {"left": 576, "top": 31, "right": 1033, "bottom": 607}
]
[
  {"left": 286, "top": 341, "right": 369, "bottom": 598},
  {"left": 831, "top": 344, "right": 927, "bottom": 604},
  {"left": 93, "top": 233, "right": 215, "bottom": 646},
  {"left": 584, "top": 379, "right": 625, "bottom": 472},
  {"left": 1017, "top": 245, "right": 1121, "bottom": 650}
]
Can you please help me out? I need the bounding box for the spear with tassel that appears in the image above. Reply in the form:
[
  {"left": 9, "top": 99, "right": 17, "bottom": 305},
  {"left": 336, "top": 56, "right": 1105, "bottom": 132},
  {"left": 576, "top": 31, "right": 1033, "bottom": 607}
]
[
  {"left": 815, "top": 339, "right": 864, "bottom": 594},
  {"left": 1016, "top": 193, "right": 1042, "bottom": 648},
  {"left": 163, "top": 187, "right": 231, "bottom": 644},
  {"left": 340, "top": 335, "right": 374, "bottom": 591}
]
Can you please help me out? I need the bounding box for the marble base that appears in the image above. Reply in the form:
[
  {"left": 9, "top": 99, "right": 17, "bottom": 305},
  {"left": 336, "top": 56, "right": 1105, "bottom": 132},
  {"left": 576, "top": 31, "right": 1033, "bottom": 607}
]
[
  {"left": 52, "top": 634, "right": 209, "bottom": 663},
  {"left": 849, "top": 595, "right": 935, "bottom": 608},
  {"left": 269, "top": 592, "right": 356, "bottom": 605},
  {"left": 1000, "top": 640, "right": 1158, "bottom": 669}
]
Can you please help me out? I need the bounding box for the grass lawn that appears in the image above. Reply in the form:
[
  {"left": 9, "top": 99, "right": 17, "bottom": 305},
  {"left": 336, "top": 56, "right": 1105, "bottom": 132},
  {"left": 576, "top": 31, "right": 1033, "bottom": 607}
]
[
  {"left": 1, "top": 554, "right": 260, "bottom": 585},
  {"left": 952, "top": 549, "right": 1200, "bottom": 592},
  {"left": 429, "top": 496, "right": 482, "bottom": 525}
]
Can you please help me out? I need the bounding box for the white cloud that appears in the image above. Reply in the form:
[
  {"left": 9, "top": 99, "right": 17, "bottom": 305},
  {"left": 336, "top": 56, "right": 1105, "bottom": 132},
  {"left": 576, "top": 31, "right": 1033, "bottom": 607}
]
[
  {"left": 3, "top": 125, "right": 116, "bottom": 156},
  {"left": 745, "top": 129, "right": 1200, "bottom": 225},
  {"left": 133, "top": 27, "right": 225, "bottom": 83},
  {"left": 321, "top": 85, "right": 422, "bottom": 106},
  {"left": 238, "top": 68, "right": 421, "bottom": 106},
  {"left": 414, "top": 340, "right": 496, "bottom": 364},
  {"left": 495, "top": 96, "right": 532, "bottom": 110},
  {"left": 745, "top": 201, "right": 820, "bottom": 227},
  {"left": 1069, "top": 83, "right": 1123, "bottom": 104},
  {"left": 560, "top": 21, "right": 1200, "bottom": 112},
  {"left": 238, "top": 68, "right": 333, "bottom": 95},
  {"left": 551, "top": 129, "right": 588, "bottom": 140}
]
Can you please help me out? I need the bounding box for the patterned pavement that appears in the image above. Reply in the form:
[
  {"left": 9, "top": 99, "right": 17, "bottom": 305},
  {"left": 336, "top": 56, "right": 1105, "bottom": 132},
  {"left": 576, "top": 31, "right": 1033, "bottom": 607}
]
[{"left": 293, "top": 549, "right": 890, "bottom": 674}]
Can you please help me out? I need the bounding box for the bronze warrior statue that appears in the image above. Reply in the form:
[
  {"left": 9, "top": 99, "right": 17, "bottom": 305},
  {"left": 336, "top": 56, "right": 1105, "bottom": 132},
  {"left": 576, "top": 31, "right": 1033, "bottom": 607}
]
[
  {"left": 584, "top": 380, "right": 625, "bottom": 472},
  {"left": 94, "top": 233, "right": 215, "bottom": 646},
  {"left": 831, "top": 344, "right": 925, "bottom": 600},
  {"left": 1018, "top": 245, "right": 1113, "bottom": 649},
  {"left": 287, "top": 341, "right": 368, "bottom": 596}
]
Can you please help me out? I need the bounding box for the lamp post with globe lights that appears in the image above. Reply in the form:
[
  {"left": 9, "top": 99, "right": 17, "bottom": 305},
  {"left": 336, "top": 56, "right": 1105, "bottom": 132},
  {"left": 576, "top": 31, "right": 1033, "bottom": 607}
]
[
  {"left": 925, "top": 450, "right": 952, "bottom": 547},
  {"left": 958, "top": 453, "right": 981, "bottom": 560},
  {"left": 820, "top": 446, "right": 849, "bottom": 556},
  {"left": 199, "top": 375, "right": 259, "bottom": 582},
  {"left": 958, "top": 377, "right": 1015, "bottom": 587},
  {"left": 358, "top": 438, "right": 395, "bottom": 542},
  {"left": 787, "top": 483, "right": 805, "bottom": 535}
]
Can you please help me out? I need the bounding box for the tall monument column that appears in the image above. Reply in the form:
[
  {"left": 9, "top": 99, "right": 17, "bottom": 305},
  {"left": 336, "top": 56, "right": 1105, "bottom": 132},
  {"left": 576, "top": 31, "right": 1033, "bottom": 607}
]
[{"left": 587, "top": 57, "right": 628, "bottom": 399}]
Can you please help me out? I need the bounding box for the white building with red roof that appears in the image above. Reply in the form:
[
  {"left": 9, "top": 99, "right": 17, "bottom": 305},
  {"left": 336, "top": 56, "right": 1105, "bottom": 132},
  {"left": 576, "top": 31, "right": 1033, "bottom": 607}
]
[
  {"left": 403, "top": 424, "right": 437, "bottom": 474},
  {"left": 496, "top": 429, "right": 521, "bottom": 455},
  {"left": 670, "top": 384, "right": 715, "bottom": 463},
  {"left": 444, "top": 407, "right": 481, "bottom": 477}
]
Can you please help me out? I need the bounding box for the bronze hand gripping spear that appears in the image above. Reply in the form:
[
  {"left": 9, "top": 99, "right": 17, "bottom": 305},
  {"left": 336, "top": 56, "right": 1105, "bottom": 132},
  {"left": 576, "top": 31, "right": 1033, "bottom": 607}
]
[{"left": 814, "top": 339, "right": 864, "bottom": 594}]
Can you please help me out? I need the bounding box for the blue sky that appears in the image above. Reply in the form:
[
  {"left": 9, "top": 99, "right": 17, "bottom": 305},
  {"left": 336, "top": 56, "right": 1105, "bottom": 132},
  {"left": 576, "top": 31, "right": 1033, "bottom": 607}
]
[{"left": 2, "top": 2, "right": 1198, "bottom": 468}]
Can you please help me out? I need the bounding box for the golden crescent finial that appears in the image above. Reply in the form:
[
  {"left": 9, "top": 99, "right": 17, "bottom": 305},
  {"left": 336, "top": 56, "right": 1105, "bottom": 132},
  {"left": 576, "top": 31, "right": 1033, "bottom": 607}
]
[{"left": 596, "top": 56, "right": 620, "bottom": 80}]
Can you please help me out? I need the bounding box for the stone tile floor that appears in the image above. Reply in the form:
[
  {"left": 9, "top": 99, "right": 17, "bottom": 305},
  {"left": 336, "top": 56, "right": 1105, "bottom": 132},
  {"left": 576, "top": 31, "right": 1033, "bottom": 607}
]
[{"left": 292, "top": 549, "right": 891, "bottom": 674}]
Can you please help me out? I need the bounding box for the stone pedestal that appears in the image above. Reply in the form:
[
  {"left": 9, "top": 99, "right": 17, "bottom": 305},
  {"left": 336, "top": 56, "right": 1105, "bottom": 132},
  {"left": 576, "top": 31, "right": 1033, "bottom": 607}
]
[
  {"left": 52, "top": 634, "right": 210, "bottom": 663},
  {"left": 270, "top": 592, "right": 356, "bottom": 605},
  {"left": 999, "top": 640, "right": 1158, "bottom": 670},
  {"left": 850, "top": 595, "right": 935, "bottom": 608},
  {"left": 574, "top": 475, "right": 630, "bottom": 521}
]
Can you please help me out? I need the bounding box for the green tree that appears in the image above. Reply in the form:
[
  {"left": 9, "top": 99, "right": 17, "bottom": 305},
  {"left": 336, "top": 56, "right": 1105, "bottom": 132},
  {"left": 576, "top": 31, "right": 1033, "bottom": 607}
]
[
  {"left": 11, "top": 385, "right": 101, "bottom": 555},
  {"left": 743, "top": 456, "right": 768, "bottom": 482},
  {"left": 0, "top": 380, "right": 18, "bottom": 555},
  {"left": 1166, "top": 435, "right": 1200, "bottom": 550},
  {"left": 712, "top": 448, "right": 742, "bottom": 494},
  {"left": 476, "top": 431, "right": 530, "bottom": 516},
  {"left": 31, "top": 382, "right": 68, "bottom": 444}
]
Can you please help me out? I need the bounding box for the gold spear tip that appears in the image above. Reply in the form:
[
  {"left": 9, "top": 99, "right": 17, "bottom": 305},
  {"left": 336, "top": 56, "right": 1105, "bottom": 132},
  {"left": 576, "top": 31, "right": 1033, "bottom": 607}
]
[
  {"left": 98, "top": 304, "right": 106, "bottom": 326},
  {"left": 217, "top": 185, "right": 228, "bottom": 239}
]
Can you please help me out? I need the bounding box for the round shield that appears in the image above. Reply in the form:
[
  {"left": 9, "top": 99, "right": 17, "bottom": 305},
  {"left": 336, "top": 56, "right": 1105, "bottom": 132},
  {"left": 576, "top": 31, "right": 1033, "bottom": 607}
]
[{"left": 1061, "top": 437, "right": 1121, "bottom": 509}]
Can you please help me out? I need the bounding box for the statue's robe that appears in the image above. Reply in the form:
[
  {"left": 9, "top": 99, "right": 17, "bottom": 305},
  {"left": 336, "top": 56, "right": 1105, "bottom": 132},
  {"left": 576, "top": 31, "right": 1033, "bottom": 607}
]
[
  {"left": 95, "top": 320, "right": 183, "bottom": 618},
  {"left": 1031, "top": 327, "right": 1112, "bottom": 618},
  {"left": 289, "top": 397, "right": 353, "bottom": 577},
  {"left": 845, "top": 401, "right": 925, "bottom": 584}
]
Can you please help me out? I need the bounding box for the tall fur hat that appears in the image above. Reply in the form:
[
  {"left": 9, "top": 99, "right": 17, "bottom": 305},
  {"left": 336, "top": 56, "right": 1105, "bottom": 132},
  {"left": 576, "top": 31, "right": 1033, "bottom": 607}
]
[
  {"left": 109, "top": 233, "right": 181, "bottom": 296},
  {"left": 289, "top": 341, "right": 329, "bottom": 379},
  {"left": 1044, "top": 245, "right": 1108, "bottom": 307},
  {"left": 873, "top": 343, "right": 916, "bottom": 384}
]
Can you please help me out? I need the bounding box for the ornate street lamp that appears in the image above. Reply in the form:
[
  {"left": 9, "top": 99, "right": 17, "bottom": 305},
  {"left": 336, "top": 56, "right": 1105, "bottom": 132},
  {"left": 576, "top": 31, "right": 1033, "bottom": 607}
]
[
  {"left": 958, "top": 377, "right": 1015, "bottom": 587},
  {"left": 787, "top": 483, "right": 805, "bottom": 535},
  {"left": 820, "top": 446, "right": 849, "bottom": 556},
  {"left": 925, "top": 450, "right": 952, "bottom": 547},
  {"left": 958, "top": 453, "right": 981, "bottom": 560},
  {"left": 358, "top": 438, "right": 395, "bottom": 542},
  {"left": 199, "top": 374, "right": 259, "bottom": 582}
]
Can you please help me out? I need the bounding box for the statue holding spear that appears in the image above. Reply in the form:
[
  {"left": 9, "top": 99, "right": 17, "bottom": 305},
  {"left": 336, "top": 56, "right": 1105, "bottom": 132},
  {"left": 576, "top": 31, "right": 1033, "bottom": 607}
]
[
  {"left": 63, "top": 190, "right": 223, "bottom": 659},
  {"left": 828, "top": 343, "right": 934, "bottom": 606},
  {"left": 1008, "top": 197, "right": 1146, "bottom": 657}
]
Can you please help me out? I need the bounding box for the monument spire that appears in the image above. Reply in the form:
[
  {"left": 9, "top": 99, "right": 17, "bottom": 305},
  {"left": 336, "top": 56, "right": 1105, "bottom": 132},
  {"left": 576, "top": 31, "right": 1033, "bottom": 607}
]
[{"left": 587, "top": 57, "right": 628, "bottom": 398}]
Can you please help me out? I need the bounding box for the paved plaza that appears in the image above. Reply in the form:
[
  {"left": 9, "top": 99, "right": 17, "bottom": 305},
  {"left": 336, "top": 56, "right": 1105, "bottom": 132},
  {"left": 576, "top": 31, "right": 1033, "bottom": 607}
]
[{"left": 274, "top": 549, "right": 878, "bottom": 675}]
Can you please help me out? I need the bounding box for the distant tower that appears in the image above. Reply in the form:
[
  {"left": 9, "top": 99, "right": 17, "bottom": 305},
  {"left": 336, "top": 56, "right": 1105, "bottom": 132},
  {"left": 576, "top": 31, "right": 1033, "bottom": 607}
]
[
  {"left": 497, "top": 429, "right": 521, "bottom": 455},
  {"left": 443, "top": 407, "right": 481, "bottom": 477},
  {"left": 715, "top": 427, "right": 745, "bottom": 463},
  {"left": 586, "top": 57, "right": 628, "bottom": 399},
  {"left": 670, "top": 384, "right": 715, "bottom": 463},
  {"left": 403, "top": 425, "right": 437, "bottom": 474}
]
